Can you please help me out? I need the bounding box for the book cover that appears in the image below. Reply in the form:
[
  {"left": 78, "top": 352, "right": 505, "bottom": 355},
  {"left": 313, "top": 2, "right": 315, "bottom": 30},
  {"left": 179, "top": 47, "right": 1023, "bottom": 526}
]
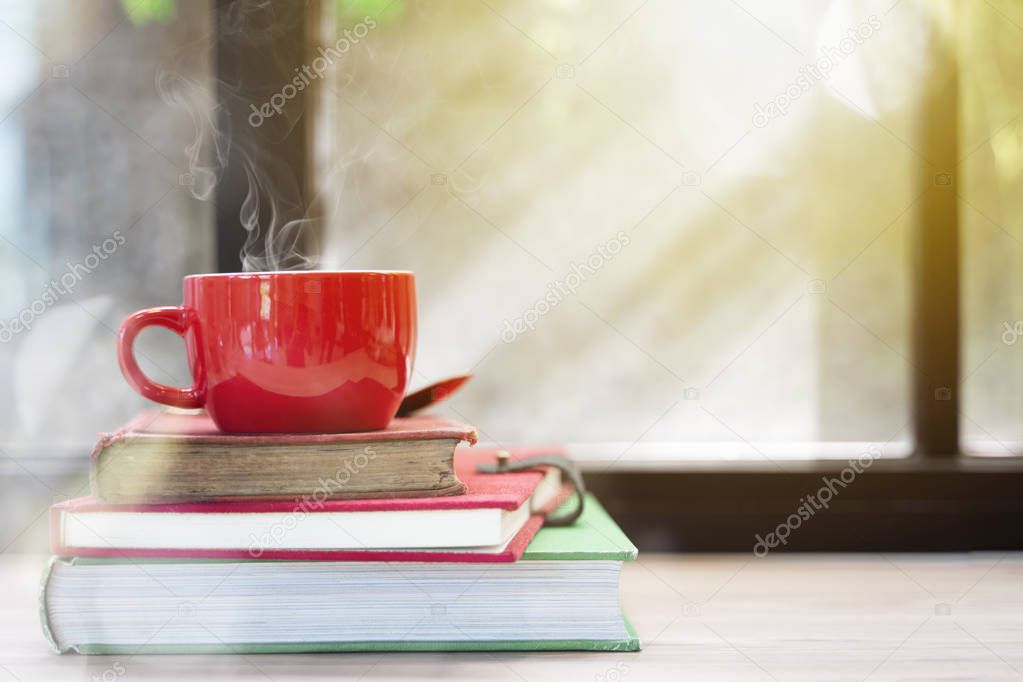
[{"left": 93, "top": 410, "right": 479, "bottom": 448}]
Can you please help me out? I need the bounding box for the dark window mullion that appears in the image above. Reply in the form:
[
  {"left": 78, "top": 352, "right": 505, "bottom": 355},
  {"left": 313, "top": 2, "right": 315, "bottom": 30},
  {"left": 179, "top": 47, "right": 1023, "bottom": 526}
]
[
  {"left": 912, "top": 22, "right": 960, "bottom": 457},
  {"left": 213, "top": 0, "right": 315, "bottom": 273}
]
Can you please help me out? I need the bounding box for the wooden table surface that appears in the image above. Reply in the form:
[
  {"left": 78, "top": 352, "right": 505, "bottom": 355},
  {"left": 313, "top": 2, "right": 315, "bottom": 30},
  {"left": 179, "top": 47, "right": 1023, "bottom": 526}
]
[{"left": 2, "top": 553, "right": 1021, "bottom": 681}]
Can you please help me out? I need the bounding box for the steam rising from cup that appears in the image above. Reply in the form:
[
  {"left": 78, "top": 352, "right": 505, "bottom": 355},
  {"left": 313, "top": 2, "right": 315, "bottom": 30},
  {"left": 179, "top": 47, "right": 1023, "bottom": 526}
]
[{"left": 155, "top": 0, "right": 318, "bottom": 273}]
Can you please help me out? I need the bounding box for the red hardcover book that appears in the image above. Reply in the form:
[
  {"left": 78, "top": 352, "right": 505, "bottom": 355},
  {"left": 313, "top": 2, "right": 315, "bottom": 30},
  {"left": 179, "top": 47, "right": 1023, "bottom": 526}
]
[{"left": 53, "top": 448, "right": 566, "bottom": 563}]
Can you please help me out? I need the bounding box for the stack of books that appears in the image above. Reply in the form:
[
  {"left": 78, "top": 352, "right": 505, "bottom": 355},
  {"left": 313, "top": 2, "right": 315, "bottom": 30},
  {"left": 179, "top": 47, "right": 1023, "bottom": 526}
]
[{"left": 41, "top": 410, "right": 639, "bottom": 653}]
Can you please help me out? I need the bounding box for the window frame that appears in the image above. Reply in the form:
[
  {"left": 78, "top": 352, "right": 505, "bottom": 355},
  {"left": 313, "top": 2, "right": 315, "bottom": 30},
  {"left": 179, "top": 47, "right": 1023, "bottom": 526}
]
[{"left": 210, "top": 1, "right": 1023, "bottom": 551}]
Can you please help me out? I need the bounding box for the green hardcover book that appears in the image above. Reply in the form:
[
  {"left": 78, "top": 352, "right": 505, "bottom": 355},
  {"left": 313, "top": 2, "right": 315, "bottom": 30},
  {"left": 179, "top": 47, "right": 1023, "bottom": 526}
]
[{"left": 41, "top": 494, "right": 640, "bottom": 654}]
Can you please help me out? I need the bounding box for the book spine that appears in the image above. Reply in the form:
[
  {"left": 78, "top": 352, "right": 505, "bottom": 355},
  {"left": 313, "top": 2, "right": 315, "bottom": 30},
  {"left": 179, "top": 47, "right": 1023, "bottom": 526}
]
[
  {"left": 88, "top": 433, "right": 116, "bottom": 499},
  {"left": 48, "top": 505, "right": 63, "bottom": 556},
  {"left": 38, "top": 556, "right": 71, "bottom": 654},
  {"left": 90, "top": 410, "right": 156, "bottom": 462}
]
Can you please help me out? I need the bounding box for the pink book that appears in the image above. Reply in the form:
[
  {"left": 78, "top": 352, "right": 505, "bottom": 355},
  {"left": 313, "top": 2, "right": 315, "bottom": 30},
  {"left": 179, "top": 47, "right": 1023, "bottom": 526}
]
[{"left": 54, "top": 448, "right": 566, "bottom": 563}]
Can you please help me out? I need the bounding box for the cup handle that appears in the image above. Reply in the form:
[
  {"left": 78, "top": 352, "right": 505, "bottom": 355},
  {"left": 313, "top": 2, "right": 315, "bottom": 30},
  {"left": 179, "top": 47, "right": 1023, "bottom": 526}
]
[{"left": 117, "top": 307, "right": 203, "bottom": 409}]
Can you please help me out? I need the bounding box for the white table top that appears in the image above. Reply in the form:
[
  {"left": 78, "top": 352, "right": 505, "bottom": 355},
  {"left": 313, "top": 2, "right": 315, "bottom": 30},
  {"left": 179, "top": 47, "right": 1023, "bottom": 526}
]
[{"left": 2, "top": 553, "right": 1021, "bottom": 681}]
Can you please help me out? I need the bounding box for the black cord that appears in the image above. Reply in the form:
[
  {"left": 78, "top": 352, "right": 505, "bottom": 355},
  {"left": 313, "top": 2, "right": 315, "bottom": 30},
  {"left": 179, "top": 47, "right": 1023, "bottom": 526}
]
[{"left": 475, "top": 452, "right": 586, "bottom": 526}]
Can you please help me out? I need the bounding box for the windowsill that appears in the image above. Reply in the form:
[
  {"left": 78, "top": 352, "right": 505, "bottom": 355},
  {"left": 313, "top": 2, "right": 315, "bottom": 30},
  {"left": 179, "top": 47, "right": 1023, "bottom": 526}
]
[
  {"left": 564, "top": 440, "right": 912, "bottom": 470},
  {"left": 565, "top": 443, "right": 1023, "bottom": 472},
  {"left": 5, "top": 440, "right": 1023, "bottom": 479}
]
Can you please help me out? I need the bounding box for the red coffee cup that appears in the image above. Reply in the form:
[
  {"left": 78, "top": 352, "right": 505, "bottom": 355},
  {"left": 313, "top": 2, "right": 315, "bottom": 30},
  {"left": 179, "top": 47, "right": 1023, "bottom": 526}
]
[{"left": 117, "top": 271, "right": 417, "bottom": 433}]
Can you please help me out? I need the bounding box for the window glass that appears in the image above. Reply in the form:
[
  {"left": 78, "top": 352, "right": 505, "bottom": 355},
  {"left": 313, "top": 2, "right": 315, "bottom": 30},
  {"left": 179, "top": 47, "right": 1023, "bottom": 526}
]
[
  {"left": 960, "top": 0, "right": 1023, "bottom": 455},
  {"left": 321, "top": 0, "right": 923, "bottom": 453},
  {"left": 0, "top": 0, "right": 213, "bottom": 448}
]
